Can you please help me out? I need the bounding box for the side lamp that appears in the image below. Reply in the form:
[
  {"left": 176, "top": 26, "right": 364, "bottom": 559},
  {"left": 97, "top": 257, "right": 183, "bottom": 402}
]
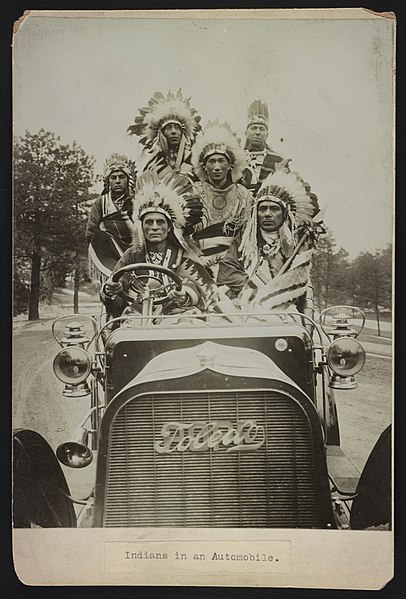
[
  {"left": 326, "top": 336, "right": 366, "bottom": 389},
  {"left": 53, "top": 346, "right": 92, "bottom": 397}
]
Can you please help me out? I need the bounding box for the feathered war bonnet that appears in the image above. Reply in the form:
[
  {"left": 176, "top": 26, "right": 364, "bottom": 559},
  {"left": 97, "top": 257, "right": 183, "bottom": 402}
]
[
  {"left": 191, "top": 121, "right": 248, "bottom": 183},
  {"left": 131, "top": 171, "right": 203, "bottom": 252},
  {"left": 239, "top": 167, "right": 320, "bottom": 277},
  {"left": 127, "top": 90, "right": 202, "bottom": 150},
  {"left": 102, "top": 153, "right": 136, "bottom": 195}
]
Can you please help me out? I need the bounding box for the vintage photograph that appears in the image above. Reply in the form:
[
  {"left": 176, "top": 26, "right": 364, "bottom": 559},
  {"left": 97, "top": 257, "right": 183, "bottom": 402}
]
[{"left": 12, "top": 9, "right": 394, "bottom": 588}]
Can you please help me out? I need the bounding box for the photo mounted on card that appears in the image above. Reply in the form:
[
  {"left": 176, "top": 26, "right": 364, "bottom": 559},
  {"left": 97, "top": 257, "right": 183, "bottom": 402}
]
[{"left": 12, "top": 8, "right": 394, "bottom": 589}]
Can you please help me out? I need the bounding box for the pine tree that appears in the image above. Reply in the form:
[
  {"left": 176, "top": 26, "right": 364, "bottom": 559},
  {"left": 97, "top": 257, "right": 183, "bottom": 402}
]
[{"left": 14, "top": 129, "right": 97, "bottom": 319}]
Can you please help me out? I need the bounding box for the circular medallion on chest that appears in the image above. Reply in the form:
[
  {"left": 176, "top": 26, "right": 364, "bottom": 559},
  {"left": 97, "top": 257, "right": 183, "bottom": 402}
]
[{"left": 212, "top": 195, "right": 227, "bottom": 211}]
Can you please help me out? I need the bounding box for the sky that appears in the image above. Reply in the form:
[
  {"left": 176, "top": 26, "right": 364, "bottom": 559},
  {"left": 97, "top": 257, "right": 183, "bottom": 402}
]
[{"left": 13, "top": 10, "right": 394, "bottom": 257}]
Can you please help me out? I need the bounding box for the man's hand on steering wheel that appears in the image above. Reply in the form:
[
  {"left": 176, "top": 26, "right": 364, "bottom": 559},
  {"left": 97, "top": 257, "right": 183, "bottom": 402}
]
[
  {"left": 104, "top": 279, "right": 123, "bottom": 298},
  {"left": 167, "top": 287, "right": 190, "bottom": 307}
]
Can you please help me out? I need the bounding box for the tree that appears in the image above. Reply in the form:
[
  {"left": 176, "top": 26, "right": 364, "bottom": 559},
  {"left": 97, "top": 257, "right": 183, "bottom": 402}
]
[
  {"left": 39, "top": 249, "right": 77, "bottom": 304},
  {"left": 71, "top": 198, "right": 93, "bottom": 314},
  {"left": 351, "top": 245, "right": 392, "bottom": 335},
  {"left": 311, "top": 230, "right": 351, "bottom": 310},
  {"left": 14, "top": 130, "right": 96, "bottom": 319}
]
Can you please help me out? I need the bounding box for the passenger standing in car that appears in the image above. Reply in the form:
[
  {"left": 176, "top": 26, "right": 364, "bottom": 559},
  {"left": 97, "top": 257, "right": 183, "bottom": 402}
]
[
  {"left": 241, "top": 100, "right": 289, "bottom": 197},
  {"left": 191, "top": 122, "right": 254, "bottom": 276},
  {"left": 86, "top": 154, "right": 136, "bottom": 280},
  {"left": 101, "top": 171, "right": 218, "bottom": 317},
  {"left": 217, "top": 168, "right": 320, "bottom": 311},
  {"left": 127, "top": 89, "right": 202, "bottom": 179}
]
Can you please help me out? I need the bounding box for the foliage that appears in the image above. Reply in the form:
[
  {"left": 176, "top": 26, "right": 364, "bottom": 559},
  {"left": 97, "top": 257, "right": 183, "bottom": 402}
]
[
  {"left": 14, "top": 129, "right": 97, "bottom": 319},
  {"left": 349, "top": 245, "right": 392, "bottom": 334},
  {"left": 311, "top": 229, "right": 392, "bottom": 334},
  {"left": 311, "top": 229, "right": 351, "bottom": 309}
]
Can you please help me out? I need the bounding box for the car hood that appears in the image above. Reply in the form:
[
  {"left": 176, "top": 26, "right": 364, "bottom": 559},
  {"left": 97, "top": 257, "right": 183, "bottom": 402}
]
[{"left": 119, "top": 341, "right": 304, "bottom": 395}]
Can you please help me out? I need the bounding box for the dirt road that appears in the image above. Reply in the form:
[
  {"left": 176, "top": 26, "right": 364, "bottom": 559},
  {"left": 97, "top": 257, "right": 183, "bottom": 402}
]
[
  {"left": 335, "top": 354, "right": 392, "bottom": 472},
  {"left": 13, "top": 322, "right": 96, "bottom": 497}
]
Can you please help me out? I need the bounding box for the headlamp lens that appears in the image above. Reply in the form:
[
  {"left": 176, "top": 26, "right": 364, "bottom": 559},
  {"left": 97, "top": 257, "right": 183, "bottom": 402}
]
[
  {"left": 53, "top": 347, "right": 91, "bottom": 384},
  {"left": 326, "top": 337, "right": 366, "bottom": 377}
]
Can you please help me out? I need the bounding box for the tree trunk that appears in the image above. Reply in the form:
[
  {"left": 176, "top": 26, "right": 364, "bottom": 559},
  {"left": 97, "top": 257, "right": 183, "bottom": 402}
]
[
  {"left": 46, "top": 288, "right": 53, "bottom": 305},
  {"left": 375, "top": 303, "right": 381, "bottom": 337},
  {"left": 28, "top": 248, "right": 41, "bottom": 320},
  {"left": 73, "top": 252, "right": 80, "bottom": 314},
  {"left": 314, "top": 275, "right": 321, "bottom": 313},
  {"left": 44, "top": 275, "right": 53, "bottom": 305}
]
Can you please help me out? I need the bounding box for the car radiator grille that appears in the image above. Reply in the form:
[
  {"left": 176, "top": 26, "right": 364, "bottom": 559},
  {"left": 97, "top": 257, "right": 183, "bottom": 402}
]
[{"left": 104, "top": 391, "right": 322, "bottom": 527}]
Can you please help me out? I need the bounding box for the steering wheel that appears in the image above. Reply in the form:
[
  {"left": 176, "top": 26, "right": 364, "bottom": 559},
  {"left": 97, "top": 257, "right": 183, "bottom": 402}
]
[{"left": 111, "top": 263, "right": 183, "bottom": 306}]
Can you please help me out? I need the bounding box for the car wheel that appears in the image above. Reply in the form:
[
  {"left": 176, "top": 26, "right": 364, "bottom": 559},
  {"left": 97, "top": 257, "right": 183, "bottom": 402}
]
[{"left": 13, "top": 429, "right": 77, "bottom": 528}]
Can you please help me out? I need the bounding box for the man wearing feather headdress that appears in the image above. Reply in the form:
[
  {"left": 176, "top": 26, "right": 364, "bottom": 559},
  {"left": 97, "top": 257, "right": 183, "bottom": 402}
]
[
  {"left": 101, "top": 171, "right": 217, "bottom": 318},
  {"left": 191, "top": 122, "right": 254, "bottom": 276},
  {"left": 86, "top": 154, "right": 136, "bottom": 280},
  {"left": 127, "top": 90, "right": 201, "bottom": 179},
  {"left": 242, "top": 100, "right": 288, "bottom": 196},
  {"left": 217, "top": 168, "right": 321, "bottom": 311}
]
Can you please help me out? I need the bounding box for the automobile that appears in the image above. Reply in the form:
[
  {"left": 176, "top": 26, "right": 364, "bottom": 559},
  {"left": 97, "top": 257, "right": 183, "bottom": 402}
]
[{"left": 13, "top": 263, "right": 391, "bottom": 530}]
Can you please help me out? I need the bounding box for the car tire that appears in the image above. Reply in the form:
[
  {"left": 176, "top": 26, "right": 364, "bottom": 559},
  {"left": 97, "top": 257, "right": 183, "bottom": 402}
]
[{"left": 13, "top": 429, "right": 77, "bottom": 528}]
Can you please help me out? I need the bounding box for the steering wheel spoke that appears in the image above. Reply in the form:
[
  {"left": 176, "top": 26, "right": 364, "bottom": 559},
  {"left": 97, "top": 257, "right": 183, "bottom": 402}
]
[{"left": 154, "top": 281, "right": 177, "bottom": 296}]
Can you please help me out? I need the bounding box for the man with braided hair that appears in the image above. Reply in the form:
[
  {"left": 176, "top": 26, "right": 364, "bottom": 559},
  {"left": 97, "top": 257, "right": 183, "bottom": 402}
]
[
  {"left": 86, "top": 154, "right": 136, "bottom": 280},
  {"left": 190, "top": 122, "right": 254, "bottom": 277},
  {"left": 217, "top": 169, "right": 321, "bottom": 312}
]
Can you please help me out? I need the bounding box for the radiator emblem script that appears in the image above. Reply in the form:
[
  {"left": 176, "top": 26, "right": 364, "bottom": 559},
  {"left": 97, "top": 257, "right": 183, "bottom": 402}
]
[{"left": 154, "top": 420, "right": 265, "bottom": 454}]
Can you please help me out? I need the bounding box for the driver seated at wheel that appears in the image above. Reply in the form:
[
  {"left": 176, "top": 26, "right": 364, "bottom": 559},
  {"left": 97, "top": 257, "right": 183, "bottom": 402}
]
[{"left": 101, "top": 171, "right": 215, "bottom": 318}]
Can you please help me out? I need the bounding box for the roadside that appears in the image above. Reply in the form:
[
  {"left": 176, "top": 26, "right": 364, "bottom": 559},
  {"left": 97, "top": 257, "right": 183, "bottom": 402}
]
[
  {"left": 317, "top": 315, "right": 392, "bottom": 357},
  {"left": 13, "top": 288, "right": 101, "bottom": 332},
  {"left": 362, "top": 341, "right": 391, "bottom": 358},
  {"left": 359, "top": 318, "right": 391, "bottom": 347}
]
